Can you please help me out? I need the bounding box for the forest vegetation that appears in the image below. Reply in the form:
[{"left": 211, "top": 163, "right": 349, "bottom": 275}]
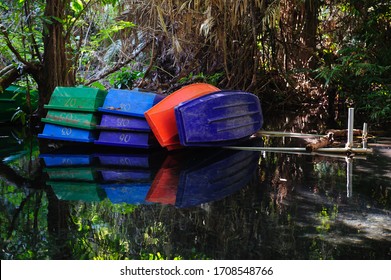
[
  {"left": 1, "top": 0, "right": 391, "bottom": 261},
  {"left": 1, "top": 0, "right": 390, "bottom": 128}
]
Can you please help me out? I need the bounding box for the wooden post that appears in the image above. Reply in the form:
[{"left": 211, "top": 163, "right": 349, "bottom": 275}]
[{"left": 362, "top": 123, "right": 368, "bottom": 149}]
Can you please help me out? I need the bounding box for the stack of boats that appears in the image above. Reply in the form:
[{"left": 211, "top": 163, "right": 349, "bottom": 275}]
[
  {"left": 94, "top": 88, "right": 164, "bottom": 148},
  {"left": 39, "top": 87, "right": 107, "bottom": 143},
  {"left": 39, "top": 83, "right": 264, "bottom": 150}
]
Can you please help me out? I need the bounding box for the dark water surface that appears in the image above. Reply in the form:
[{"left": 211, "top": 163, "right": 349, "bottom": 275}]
[{"left": 1, "top": 121, "right": 390, "bottom": 260}]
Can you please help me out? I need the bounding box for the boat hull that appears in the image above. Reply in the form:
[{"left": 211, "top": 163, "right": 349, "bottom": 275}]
[
  {"left": 144, "top": 83, "right": 220, "bottom": 148},
  {"left": 175, "top": 149, "right": 259, "bottom": 208},
  {"left": 44, "top": 86, "right": 107, "bottom": 112},
  {"left": 101, "top": 183, "right": 152, "bottom": 205},
  {"left": 42, "top": 110, "right": 99, "bottom": 130},
  {"left": 97, "top": 113, "right": 151, "bottom": 131},
  {"left": 38, "top": 123, "right": 98, "bottom": 143},
  {"left": 175, "top": 90, "right": 263, "bottom": 146},
  {"left": 94, "top": 130, "right": 157, "bottom": 149},
  {"left": 98, "top": 88, "right": 165, "bottom": 117}
]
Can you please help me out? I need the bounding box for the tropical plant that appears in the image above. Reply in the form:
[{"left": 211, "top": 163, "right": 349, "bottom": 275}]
[
  {"left": 0, "top": 0, "right": 136, "bottom": 116},
  {"left": 315, "top": 1, "right": 391, "bottom": 126},
  {"left": 108, "top": 67, "right": 144, "bottom": 89}
]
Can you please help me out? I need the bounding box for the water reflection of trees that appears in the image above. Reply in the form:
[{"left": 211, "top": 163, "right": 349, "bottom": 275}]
[{"left": 1, "top": 140, "right": 391, "bottom": 260}]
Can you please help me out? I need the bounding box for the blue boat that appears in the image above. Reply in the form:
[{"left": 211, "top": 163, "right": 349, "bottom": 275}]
[
  {"left": 38, "top": 123, "right": 98, "bottom": 143},
  {"left": 174, "top": 90, "right": 263, "bottom": 146},
  {"left": 101, "top": 183, "right": 152, "bottom": 205},
  {"left": 40, "top": 153, "right": 94, "bottom": 167},
  {"left": 97, "top": 113, "right": 151, "bottom": 132},
  {"left": 98, "top": 88, "right": 165, "bottom": 117}
]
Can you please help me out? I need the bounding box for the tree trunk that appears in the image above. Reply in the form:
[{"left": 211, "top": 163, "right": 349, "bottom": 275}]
[
  {"left": 279, "top": 0, "right": 319, "bottom": 70},
  {"left": 0, "top": 65, "right": 19, "bottom": 91},
  {"left": 36, "top": 0, "right": 74, "bottom": 117}
]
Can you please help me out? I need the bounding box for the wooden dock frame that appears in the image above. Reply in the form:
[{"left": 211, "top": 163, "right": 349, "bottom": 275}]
[
  {"left": 223, "top": 108, "right": 373, "bottom": 197},
  {"left": 225, "top": 107, "right": 373, "bottom": 156}
]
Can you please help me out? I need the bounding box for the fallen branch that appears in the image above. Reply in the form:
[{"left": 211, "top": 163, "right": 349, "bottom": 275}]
[
  {"left": 85, "top": 39, "right": 152, "bottom": 86},
  {"left": 326, "top": 129, "right": 362, "bottom": 138},
  {"left": 305, "top": 132, "right": 334, "bottom": 152},
  {"left": 0, "top": 65, "right": 20, "bottom": 91}
]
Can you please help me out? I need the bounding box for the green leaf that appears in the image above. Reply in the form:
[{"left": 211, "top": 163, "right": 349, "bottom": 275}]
[
  {"left": 71, "top": 0, "right": 83, "bottom": 13},
  {"left": 51, "top": 16, "right": 65, "bottom": 24},
  {"left": 90, "top": 82, "right": 106, "bottom": 91}
]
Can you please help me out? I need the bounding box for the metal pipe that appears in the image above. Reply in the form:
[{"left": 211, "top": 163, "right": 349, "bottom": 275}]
[
  {"left": 347, "top": 108, "right": 355, "bottom": 148},
  {"left": 346, "top": 157, "right": 353, "bottom": 198},
  {"left": 255, "top": 131, "right": 324, "bottom": 138},
  {"left": 223, "top": 146, "right": 373, "bottom": 154}
]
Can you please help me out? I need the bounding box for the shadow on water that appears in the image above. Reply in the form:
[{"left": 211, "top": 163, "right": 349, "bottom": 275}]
[{"left": 1, "top": 114, "right": 391, "bottom": 260}]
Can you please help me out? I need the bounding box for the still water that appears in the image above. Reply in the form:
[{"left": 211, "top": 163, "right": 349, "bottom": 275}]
[{"left": 0, "top": 121, "right": 390, "bottom": 260}]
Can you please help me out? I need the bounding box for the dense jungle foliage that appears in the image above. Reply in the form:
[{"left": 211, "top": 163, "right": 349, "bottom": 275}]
[
  {"left": 1, "top": 0, "right": 391, "bottom": 126},
  {"left": 1, "top": 1, "right": 391, "bottom": 261}
]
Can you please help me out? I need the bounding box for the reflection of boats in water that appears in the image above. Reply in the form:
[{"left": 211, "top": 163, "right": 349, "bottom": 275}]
[
  {"left": 146, "top": 148, "right": 260, "bottom": 208},
  {"left": 41, "top": 147, "right": 259, "bottom": 207},
  {"left": 48, "top": 181, "right": 106, "bottom": 202},
  {"left": 0, "top": 126, "right": 38, "bottom": 164},
  {"left": 95, "top": 151, "right": 165, "bottom": 205},
  {"left": 41, "top": 149, "right": 165, "bottom": 203},
  {"left": 101, "top": 183, "right": 152, "bottom": 205}
]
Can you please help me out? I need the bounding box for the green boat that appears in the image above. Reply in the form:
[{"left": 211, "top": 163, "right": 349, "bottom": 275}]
[
  {"left": 44, "top": 86, "right": 107, "bottom": 112},
  {"left": 47, "top": 181, "right": 106, "bottom": 202},
  {"left": 0, "top": 85, "right": 38, "bottom": 123},
  {"left": 42, "top": 110, "right": 100, "bottom": 130}
]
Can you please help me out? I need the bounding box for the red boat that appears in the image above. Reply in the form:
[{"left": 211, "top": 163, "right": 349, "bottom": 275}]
[
  {"left": 144, "top": 83, "right": 220, "bottom": 148},
  {"left": 145, "top": 153, "right": 183, "bottom": 205}
]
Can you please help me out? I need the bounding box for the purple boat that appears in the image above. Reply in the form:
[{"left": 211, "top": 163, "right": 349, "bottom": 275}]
[
  {"left": 174, "top": 90, "right": 263, "bottom": 146},
  {"left": 94, "top": 130, "right": 158, "bottom": 149},
  {"left": 96, "top": 153, "right": 152, "bottom": 168},
  {"left": 97, "top": 113, "right": 151, "bottom": 131},
  {"left": 100, "top": 170, "right": 153, "bottom": 182}
]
